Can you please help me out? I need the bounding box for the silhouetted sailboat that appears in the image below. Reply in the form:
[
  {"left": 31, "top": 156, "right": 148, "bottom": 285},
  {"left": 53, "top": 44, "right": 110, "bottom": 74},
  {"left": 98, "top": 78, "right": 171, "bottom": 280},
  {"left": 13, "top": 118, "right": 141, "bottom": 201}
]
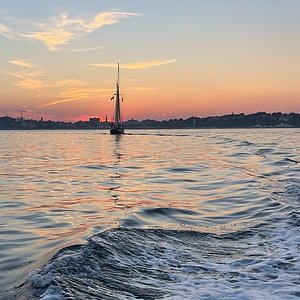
[{"left": 110, "top": 63, "right": 125, "bottom": 135}]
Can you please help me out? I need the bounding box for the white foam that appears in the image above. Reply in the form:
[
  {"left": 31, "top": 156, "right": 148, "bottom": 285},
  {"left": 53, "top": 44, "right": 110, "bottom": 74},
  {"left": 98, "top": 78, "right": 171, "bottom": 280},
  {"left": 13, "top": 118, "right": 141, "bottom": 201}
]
[
  {"left": 159, "top": 213, "right": 300, "bottom": 299},
  {"left": 29, "top": 180, "right": 300, "bottom": 300}
]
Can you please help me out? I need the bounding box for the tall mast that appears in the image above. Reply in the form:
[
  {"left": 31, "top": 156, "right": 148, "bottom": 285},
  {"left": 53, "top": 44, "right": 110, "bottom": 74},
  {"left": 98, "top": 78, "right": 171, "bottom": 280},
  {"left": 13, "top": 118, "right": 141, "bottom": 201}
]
[
  {"left": 114, "top": 63, "right": 122, "bottom": 126},
  {"left": 118, "top": 62, "right": 120, "bottom": 86},
  {"left": 110, "top": 62, "right": 124, "bottom": 134}
]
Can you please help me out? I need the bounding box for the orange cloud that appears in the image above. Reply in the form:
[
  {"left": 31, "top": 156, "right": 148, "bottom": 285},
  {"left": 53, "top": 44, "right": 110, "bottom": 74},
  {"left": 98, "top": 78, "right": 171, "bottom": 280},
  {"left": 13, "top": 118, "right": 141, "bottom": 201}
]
[
  {"left": 40, "top": 87, "right": 113, "bottom": 107},
  {"left": 132, "top": 87, "right": 157, "bottom": 91},
  {"left": 22, "top": 28, "right": 74, "bottom": 51},
  {"left": 5, "top": 70, "right": 45, "bottom": 90},
  {"left": 21, "top": 12, "right": 140, "bottom": 51},
  {"left": 83, "top": 12, "right": 141, "bottom": 32},
  {"left": 9, "top": 60, "right": 34, "bottom": 68},
  {"left": 15, "top": 78, "right": 45, "bottom": 90},
  {"left": 6, "top": 69, "right": 86, "bottom": 91},
  {"left": 90, "top": 59, "right": 178, "bottom": 70},
  {"left": 69, "top": 46, "right": 104, "bottom": 52},
  {"left": 49, "top": 79, "right": 86, "bottom": 88}
]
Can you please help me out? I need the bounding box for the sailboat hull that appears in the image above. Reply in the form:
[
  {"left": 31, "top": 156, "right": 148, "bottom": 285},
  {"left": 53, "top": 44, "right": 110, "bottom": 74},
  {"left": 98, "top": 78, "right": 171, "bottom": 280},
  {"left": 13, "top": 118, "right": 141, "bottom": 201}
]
[{"left": 110, "top": 128, "right": 125, "bottom": 135}]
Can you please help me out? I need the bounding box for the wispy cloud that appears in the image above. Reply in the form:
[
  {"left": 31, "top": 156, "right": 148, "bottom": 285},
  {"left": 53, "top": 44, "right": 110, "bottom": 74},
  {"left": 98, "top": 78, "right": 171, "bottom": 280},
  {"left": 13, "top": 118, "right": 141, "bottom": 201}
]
[
  {"left": 9, "top": 60, "right": 34, "bottom": 68},
  {"left": 90, "top": 59, "right": 178, "bottom": 70},
  {"left": 22, "top": 28, "right": 75, "bottom": 51},
  {"left": 5, "top": 69, "right": 45, "bottom": 90},
  {"left": 21, "top": 12, "right": 140, "bottom": 51},
  {"left": 125, "top": 79, "right": 140, "bottom": 82},
  {"left": 15, "top": 78, "right": 45, "bottom": 91},
  {"left": 40, "top": 87, "right": 113, "bottom": 107},
  {"left": 70, "top": 46, "right": 104, "bottom": 52},
  {"left": 5, "top": 69, "right": 85, "bottom": 91},
  {"left": 0, "top": 23, "right": 13, "bottom": 38},
  {"left": 39, "top": 84, "right": 158, "bottom": 107},
  {"left": 49, "top": 79, "right": 86, "bottom": 88},
  {"left": 82, "top": 12, "right": 140, "bottom": 32},
  {"left": 4, "top": 71, "right": 29, "bottom": 79},
  {"left": 5, "top": 60, "right": 46, "bottom": 91},
  {"left": 132, "top": 87, "right": 157, "bottom": 91}
]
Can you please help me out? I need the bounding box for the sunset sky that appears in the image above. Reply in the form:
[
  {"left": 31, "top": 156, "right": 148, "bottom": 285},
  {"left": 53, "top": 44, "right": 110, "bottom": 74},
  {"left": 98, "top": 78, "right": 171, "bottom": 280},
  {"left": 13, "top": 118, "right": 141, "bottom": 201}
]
[{"left": 0, "top": 0, "right": 299, "bottom": 121}]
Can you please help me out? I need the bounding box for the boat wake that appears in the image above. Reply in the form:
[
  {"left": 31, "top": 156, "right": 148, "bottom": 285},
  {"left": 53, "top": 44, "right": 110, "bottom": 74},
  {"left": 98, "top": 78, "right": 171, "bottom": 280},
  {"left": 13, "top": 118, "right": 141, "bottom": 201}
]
[{"left": 26, "top": 181, "right": 300, "bottom": 300}]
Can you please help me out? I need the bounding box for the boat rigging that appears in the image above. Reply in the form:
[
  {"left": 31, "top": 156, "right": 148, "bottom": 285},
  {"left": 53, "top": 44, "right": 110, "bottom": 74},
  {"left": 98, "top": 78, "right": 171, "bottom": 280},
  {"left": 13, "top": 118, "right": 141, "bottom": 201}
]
[{"left": 110, "top": 63, "right": 125, "bottom": 135}]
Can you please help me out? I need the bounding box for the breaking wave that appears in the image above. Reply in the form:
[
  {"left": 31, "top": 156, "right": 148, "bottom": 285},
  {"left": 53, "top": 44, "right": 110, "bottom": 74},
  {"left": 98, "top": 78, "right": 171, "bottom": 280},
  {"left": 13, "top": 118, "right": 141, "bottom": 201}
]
[{"left": 28, "top": 181, "right": 300, "bottom": 299}]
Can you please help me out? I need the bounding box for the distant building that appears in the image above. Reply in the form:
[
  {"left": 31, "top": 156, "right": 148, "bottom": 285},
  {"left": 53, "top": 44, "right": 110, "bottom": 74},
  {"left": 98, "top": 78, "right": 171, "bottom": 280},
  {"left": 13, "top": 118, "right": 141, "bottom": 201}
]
[{"left": 89, "top": 117, "right": 101, "bottom": 127}]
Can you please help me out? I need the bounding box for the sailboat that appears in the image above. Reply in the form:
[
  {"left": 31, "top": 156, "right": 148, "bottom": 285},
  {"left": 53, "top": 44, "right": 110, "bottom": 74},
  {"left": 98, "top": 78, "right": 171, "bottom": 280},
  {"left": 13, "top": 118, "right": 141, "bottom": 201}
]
[{"left": 110, "top": 63, "right": 125, "bottom": 135}]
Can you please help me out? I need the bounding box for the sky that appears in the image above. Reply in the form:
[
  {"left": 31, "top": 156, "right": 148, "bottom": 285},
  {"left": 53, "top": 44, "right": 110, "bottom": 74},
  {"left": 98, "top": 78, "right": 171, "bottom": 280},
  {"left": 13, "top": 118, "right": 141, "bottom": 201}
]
[{"left": 0, "top": 0, "right": 299, "bottom": 121}]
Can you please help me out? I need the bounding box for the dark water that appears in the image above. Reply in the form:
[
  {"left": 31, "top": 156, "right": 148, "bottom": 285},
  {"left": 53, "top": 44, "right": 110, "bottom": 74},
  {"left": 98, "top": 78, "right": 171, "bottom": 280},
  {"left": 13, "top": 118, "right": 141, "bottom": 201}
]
[{"left": 0, "top": 129, "right": 299, "bottom": 299}]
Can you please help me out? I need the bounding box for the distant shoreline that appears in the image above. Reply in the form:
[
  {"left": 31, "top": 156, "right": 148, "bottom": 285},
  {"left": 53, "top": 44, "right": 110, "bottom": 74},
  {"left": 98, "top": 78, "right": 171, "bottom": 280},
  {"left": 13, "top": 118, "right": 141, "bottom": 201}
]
[
  {"left": 1, "top": 112, "right": 299, "bottom": 130},
  {"left": 0, "top": 126, "right": 298, "bottom": 131}
]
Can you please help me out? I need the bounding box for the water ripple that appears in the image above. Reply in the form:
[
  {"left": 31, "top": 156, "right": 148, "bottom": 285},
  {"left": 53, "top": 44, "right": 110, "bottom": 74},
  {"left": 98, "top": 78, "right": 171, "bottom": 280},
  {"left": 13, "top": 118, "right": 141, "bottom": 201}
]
[{"left": 0, "top": 128, "right": 299, "bottom": 296}]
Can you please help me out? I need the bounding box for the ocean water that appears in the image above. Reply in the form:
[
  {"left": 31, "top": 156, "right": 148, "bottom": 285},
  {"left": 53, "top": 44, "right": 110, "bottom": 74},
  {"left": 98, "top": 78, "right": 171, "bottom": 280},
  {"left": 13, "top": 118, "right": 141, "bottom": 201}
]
[{"left": 0, "top": 129, "right": 299, "bottom": 299}]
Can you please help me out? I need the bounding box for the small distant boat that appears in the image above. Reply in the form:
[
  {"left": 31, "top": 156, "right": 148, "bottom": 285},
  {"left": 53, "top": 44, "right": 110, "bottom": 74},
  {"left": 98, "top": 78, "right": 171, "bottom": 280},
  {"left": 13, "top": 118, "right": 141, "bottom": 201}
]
[{"left": 110, "top": 63, "right": 125, "bottom": 135}]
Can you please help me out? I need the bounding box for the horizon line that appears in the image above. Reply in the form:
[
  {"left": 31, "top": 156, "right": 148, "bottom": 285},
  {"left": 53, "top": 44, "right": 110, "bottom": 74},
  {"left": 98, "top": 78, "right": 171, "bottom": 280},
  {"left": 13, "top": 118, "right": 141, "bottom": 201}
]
[{"left": 1, "top": 111, "right": 299, "bottom": 123}]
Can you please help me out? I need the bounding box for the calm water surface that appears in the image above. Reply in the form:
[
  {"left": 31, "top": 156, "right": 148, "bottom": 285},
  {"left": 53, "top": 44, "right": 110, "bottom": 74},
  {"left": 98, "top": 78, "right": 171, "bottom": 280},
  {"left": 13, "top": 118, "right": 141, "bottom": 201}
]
[{"left": 0, "top": 129, "right": 299, "bottom": 299}]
